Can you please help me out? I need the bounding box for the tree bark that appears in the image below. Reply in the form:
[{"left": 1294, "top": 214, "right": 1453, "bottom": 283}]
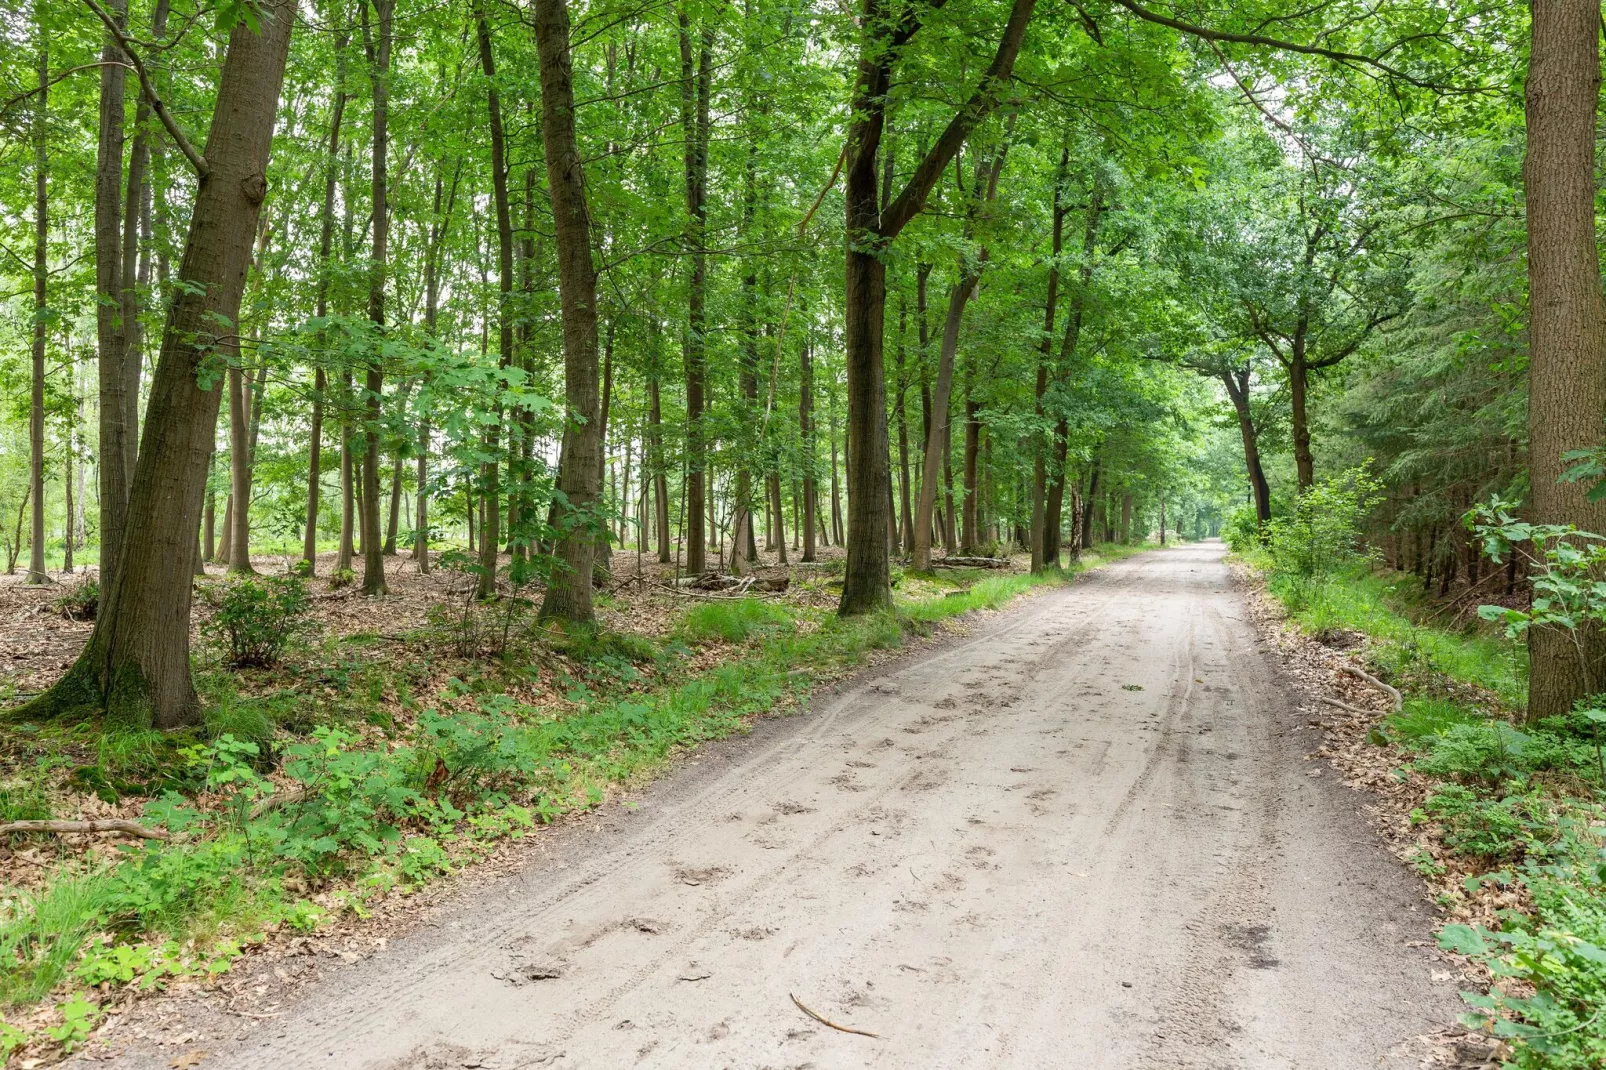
[
  {"left": 358, "top": 0, "right": 393, "bottom": 597},
  {"left": 1525, "top": 0, "right": 1606, "bottom": 719},
  {"left": 27, "top": 35, "right": 48, "bottom": 585},
  {"left": 533, "top": 0, "right": 603, "bottom": 624},
  {"left": 800, "top": 331, "right": 818, "bottom": 562},
  {"left": 1221, "top": 365, "right": 1272, "bottom": 528},
  {"left": 226, "top": 364, "right": 256, "bottom": 573},
  {"left": 838, "top": 0, "right": 1035, "bottom": 613},
  {"left": 679, "top": 10, "right": 713, "bottom": 577},
  {"left": 473, "top": 0, "right": 513, "bottom": 597},
  {"left": 95, "top": 0, "right": 129, "bottom": 592},
  {"left": 303, "top": 24, "right": 348, "bottom": 574},
  {"left": 20, "top": 0, "right": 295, "bottom": 729}
]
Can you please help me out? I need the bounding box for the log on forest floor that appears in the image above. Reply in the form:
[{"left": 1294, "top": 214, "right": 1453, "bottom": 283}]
[{"left": 931, "top": 557, "right": 1011, "bottom": 569}]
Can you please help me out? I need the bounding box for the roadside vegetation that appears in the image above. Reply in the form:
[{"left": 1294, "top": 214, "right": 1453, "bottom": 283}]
[
  {"left": 1230, "top": 473, "right": 1606, "bottom": 1070},
  {"left": 0, "top": 545, "right": 1141, "bottom": 1062}
]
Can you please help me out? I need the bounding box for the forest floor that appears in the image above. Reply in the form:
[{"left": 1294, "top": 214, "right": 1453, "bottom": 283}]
[{"left": 54, "top": 542, "right": 1473, "bottom": 1070}]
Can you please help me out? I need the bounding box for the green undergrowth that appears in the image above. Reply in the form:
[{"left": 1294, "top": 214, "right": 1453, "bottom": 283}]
[
  {"left": 0, "top": 545, "right": 1140, "bottom": 1059},
  {"left": 1241, "top": 553, "right": 1606, "bottom": 1069}
]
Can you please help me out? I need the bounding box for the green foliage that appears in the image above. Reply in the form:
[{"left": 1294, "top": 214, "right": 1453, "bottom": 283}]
[
  {"left": 203, "top": 575, "right": 313, "bottom": 668},
  {"left": 1222, "top": 504, "right": 1263, "bottom": 553},
  {"left": 1441, "top": 860, "right": 1606, "bottom": 1070},
  {"left": 1417, "top": 785, "right": 1551, "bottom": 863},
  {"left": 1264, "top": 466, "right": 1384, "bottom": 603}
]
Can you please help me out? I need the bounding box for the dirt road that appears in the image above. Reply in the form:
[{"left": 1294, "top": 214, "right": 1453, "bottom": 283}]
[{"left": 104, "top": 543, "right": 1460, "bottom": 1069}]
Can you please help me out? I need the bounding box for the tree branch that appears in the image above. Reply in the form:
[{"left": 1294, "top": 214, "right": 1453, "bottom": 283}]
[
  {"left": 1109, "top": 0, "right": 1458, "bottom": 91},
  {"left": 81, "top": 0, "right": 208, "bottom": 176}
]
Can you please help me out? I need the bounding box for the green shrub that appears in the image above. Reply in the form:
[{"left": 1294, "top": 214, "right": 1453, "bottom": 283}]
[
  {"left": 1222, "top": 503, "right": 1263, "bottom": 553},
  {"left": 1417, "top": 784, "right": 1551, "bottom": 862},
  {"left": 51, "top": 580, "right": 98, "bottom": 622},
  {"left": 1264, "top": 466, "right": 1382, "bottom": 602},
  {"left": 679, "top": 598, "right": 793, "bottom": 643},
  {"left": 203, "top": 575, "right": 313, "bottom": 668}
]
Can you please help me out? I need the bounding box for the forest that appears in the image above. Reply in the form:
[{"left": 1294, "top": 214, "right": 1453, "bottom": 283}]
[{"left": 1, "top": 0, "right": 1603, "bottom": 1067}]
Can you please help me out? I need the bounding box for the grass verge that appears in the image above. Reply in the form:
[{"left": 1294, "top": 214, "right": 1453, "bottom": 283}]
[{"left": 0, "top": 544, "right": 1143, "bottom": 1063}]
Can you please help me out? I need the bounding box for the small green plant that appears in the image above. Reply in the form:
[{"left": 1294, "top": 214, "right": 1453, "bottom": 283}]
[
  {"left": 45, "top": 995, "right": 100, "bottom": 1052},
  {"left": 328, "top": 566, "right": 357, "bottom": 590},
  {"left": 203, "top": 575, "right": 313, "bottom": 668},
  {"left": 1416, "top": 784, "right": 1549, "bottom": 863},
  {"left": 52, "top": 579, "right": 99, "bottom": 622}
]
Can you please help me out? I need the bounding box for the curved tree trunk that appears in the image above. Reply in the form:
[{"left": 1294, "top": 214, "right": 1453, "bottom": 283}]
[{"left": 17, "top": 0, "right": 295, "bottom": 729}]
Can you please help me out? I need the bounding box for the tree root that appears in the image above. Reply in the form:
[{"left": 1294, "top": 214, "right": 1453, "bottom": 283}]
[{"left": 1339, "top": 663, "right": 1402, "bottom": 711}]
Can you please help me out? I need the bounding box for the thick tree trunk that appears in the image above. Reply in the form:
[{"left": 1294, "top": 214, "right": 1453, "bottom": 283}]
[
  {"left": 27, "top": 37, "right": 48, "bottom": 585},
  {"left": 20, "top": 0, "right": 294, "bottom": 728},
  {"left": 1525, "top": 0, "right": 1606, "bottom": 719},
  {"left": 1289, "top": 345, "right": 1315, "bottom": 490},
  {"left": 533, "top": 0, "right": 603, "bottom": 623}
]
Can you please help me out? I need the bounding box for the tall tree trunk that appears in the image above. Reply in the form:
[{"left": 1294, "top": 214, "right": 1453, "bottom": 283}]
[
  {"left": 416, "top": 162, "right": 457, "bottom": 573},
  {"left": 473, "top": 0, "right": 513, "bottom": 597},
  {"left": 800, "top": 330, "right": 818, "bottom": 562},
  {"left": 533, "top": 0, "right": 604, "bottom": 623},
  {"left": 95, "top": 0, "right": 129, "bottom": 591},
  {"left": 1288, "top": 341, "right": 1315, "bottom": 490},
  {"left": 679, "top": 10, "right": 713, "bottom": 576},
  {"left": 648, "top": 371, "right": 671, "bottom": 563},
  {"left": 27, "top": 34, "right": 48, "bottom": 585},
  {"left": 226, "top": 364, "right": 256, "bottom": 572},
  {"left": 1222, "top": 365, "right": 1272, "bottom": 529},
  {"left": 20, "top": 0, "right": 295, "bottom": 728},
  {"left": 961, "top": 390, "right": 981, "bottom": 554},
  {"left": 303, "top": 23, "right": 348, "bottom": 574},
  {"left": 838, "top": 0, "right": 1035, "bottom": 613},
  {"left": 1081, "top": 462, "right": 1100, "bottom": 550},
  {"left": 894, "top": 296, "right": 915, "bottom": 554},
  {"left": 1031, "top": 142, "right": 1068, "bottom": 572},
  {"left": 359, "top": 0, "right": 393, "bottom": 596},
  {"left": 1525, "top": 0, "right": 1606, "bottom": 719}
]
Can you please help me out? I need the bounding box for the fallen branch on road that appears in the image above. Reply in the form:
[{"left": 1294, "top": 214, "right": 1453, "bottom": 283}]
[{"left": 789, "top": 992, "right": 881, "bottom": 1038}]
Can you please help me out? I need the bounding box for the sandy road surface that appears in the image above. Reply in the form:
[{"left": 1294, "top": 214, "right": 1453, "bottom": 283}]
[{"left": 100, "top": 542, "right": 1460, "bottom": 1069}]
